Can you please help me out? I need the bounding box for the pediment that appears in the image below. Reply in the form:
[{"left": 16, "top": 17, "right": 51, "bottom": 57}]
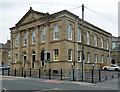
[{"left": 16, "top": 7, "right": 48, "bottom": 26}]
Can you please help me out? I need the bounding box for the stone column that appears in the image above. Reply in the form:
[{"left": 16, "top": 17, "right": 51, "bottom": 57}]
[
  {"left": 26, "top": 29, "right": 30, "bottom": 62},
  {"left": 35, "top": 26, "right": 39, "bottom": 62}
]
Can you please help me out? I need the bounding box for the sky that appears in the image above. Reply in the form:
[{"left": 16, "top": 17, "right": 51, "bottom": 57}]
[{"left": 0, "top": 0, "right": 119, "bottom": 44}]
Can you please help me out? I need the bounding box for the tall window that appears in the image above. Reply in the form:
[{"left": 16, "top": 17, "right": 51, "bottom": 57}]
[
  {"left": 78, "top": 51, "right": 81, "bottom": 62},
  {"left": 23, "top": 52, "right": 27, "bottom": 62},
  {"left": 87, "top": 31, "right": 90, "bottom": 45},
  {"left": 15, "top": 35, "right": 18, "bottom": 47},
  {"left": 94, "top": 34, "right": 97, "bottom": 47},
  {"left": 23, "top": 32, "right": 27, "bottom": 46},
  {"left": 8, "top": 51, "right": 10, "bottom": 56},
  {"left": 95, "top": 54, "right": 97, "bottom": 63},
  {"left": 8, "top": 58, "right": 10, "bottom": 65},
  {"left": 107, "top": 40, "right": 109, "bottom": 50},
  {"left": 112, "top": 42, "right": 116, "bottom": 48},
  {"left": 101, "top": 55, "right": 104, "bottom": 63},
  {"left": 15, "top": 54, "right": 18, "bottom": 63},
  {"left": 32, "top": 30, "right": 35, "bottom": 44},
  {"left": 107, "top": 56, "right": 109, "bottom": 63},
  {"left": 53, "top": 49, "right": 59, "bottom": 61},
  {"left": 68, "top": 49, "right": 72, "bottom": 61},
  {"left": 54, "top": 24, "right": 59, "bottom": 40},
  {"left": 101, "top": 37, "right": 103, "bottom": 48},
  {"left": 68, "top": 24, "right": 72, "bottom": 40},
  {"left": 78, "top": 28, "right": 81, "bottom": 42},
  {"left": 87, "top": 52, "right": 90, "bottom": 63},
  {"left": 41, "top": 27, "right": 46, "bottom": 42}
]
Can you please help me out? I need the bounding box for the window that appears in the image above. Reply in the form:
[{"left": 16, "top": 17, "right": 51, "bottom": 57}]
[
  {"left": 23, "top": 52, "right": 27, "bottom": 62},
  {"left": 15, "top": 54, "right": 18, "bottom": 63},
  {"left": 32, "top": 30, "right": 35, "bottom": 44},
  {"left": 78, "top": 28, "right": 81, "bottom": 42},
  {"left": 8, "top": 51, "right": 10, "bottom": 56},
  {"left": 112, "top": 42, "right": 116, "bottom": 48},
  {"left": 94, "top": 34, "right": 97, "bottom": 47},
  {"left": 107, "top": 56, "right": 109, "bottom": 63},
  {"left": 101, "top": 55, "right": 104, "bottom": 63},
  {"left": 53, "top": 49, "right": 59, "bottom": 61},
  {"left": 15, "top": 35, "right": 18, "bottom": 47},
  {"left": 8, "top": 58, "right": 10, "bottom": 65},
  {"left": 87, "top": 52, "right": 90, "bottom": 63},
  {"left": 101, "top": 37, "right": 103, "bottom": 48},
  {"left": 41, "top": 27, "right": 46, "bottom": 42},
  {"left": 68, "top": 49, "right": 72, "bottom": 61},
  {"left": 95, "top": 54, "right": 97, "bottom": 63},
  {"left": 78, "top": 51, "right": 81, "bottom": 62},
  {"left": 54, "top": 24, "right": 59, "bottom": 40},
  {"left": 87, "top": 32, "right": 90, "bottom": 45},
  {"left": 23, "top": 32, "right": 27, "bottom": 46},
  {"left": 68, "top": 24, "right": 72, "bottom": 40},
  {"left": 107, "top": 40, "right": 109, "bottom": 50}
]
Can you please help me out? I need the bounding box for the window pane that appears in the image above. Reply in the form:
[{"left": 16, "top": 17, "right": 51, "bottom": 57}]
[
  {"left": 78, "top": 28, "right": 81, "bottom": 42},
  {"left": 68, "top": 24, "right": 72, "bottom": 40},
  {"left": 54, "top": 24, "right": 59, "bottom": 40},
  {"left": 78, "top": 51, "right": 81, "bottom": 62},
  {"left": 54, "top": 49, "right": 59, "bottom": 61},
  {"left": 87, "top": 32, "right": 90, "bottom": 45},
  {"left": 68, "top": 49, "right": 72, "bottom": 61}
]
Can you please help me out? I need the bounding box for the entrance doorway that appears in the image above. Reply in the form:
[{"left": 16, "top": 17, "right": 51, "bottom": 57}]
[{"left": 32, "top": 51, "right": 35, "bottom": 68}]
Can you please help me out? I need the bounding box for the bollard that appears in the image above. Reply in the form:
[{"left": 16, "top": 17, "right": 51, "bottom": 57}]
[
  {"left": 14, "top": 68, "right": 16, "bottom": 76},
  {"left": 49, "top": 69, "right": 51, "bottom": 79},
  {"left": 92, "top": 69, "right": 94, "bottom": 83},
  {"left": 60, "top": 69, "right": 62, "bottom": 80},
  {"left": 73, "top": 69, "right": 75, "bottom": 81},
  {"left": 2, "top": 69, "right": 4, "bottom": 75},
  {"left": 8, "top": 69, "right": 10, "bottom": 76},
  {"left": 99, "top": 70, "right": 101, "bottom": 82},
  {"left": 24, "top": 70, "right": 26, "bottom": 78},
  {"left": 39, "top": 69, "right": 41, "bottom": 78},
  {"left": 30, "top": 69, "right": 31, "bottom": 77},
  {"left": 22, "top": 69, "right": 23, "bottom": 77}
]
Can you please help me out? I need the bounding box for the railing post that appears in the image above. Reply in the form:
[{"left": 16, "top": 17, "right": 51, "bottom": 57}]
[
  {"left": 14, "top": 68, "right": 16, "bottom": 76},
  {"left": 73, "top": 69, "right": 75, "bottom": 81},
  {"left": 30, "top": 69, "right": 31, "bottom": 77},
  {"left": 49, "top": 69, "right": 51, "bottom": 79},
  {"left": 39, "top": 69, "right": 41, "bottom": 78},
  {"left": 2, "top": 69, "right": 4, "bottom": 75},
  {"left": 60, "top": 69, "right": 62, "bottom": 80},
  {"left": 22, "top": 69, "right": 23, "bottom": 77},
  {"left": 92, "top": 69, "right": 94, "bottom": 83},
  {"left": 8, "top": 69, "right": 10, "bottom": 76},
  {"left": 99, "top": 70, "right": 101, "bottom": 82}
]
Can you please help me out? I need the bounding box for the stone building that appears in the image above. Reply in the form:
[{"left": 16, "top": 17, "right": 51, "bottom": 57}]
[
  {"left": 0, "top": 40, "right": 11, "bottom": 66},
  {"left": 10, "top": 7, "right": 112, "bottom": 73},
  {"left": 111, "top": 36, "right": 120, "bottom": 65}
]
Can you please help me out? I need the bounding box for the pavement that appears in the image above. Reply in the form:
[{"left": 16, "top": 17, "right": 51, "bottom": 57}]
[{"left": 1, "top": 76, "right": 119, "bottom": 92}]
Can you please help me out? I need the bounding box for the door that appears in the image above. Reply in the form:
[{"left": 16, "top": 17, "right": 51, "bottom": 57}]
[{"left": 32, "top": 51, "right": 35, "bottom": 68}]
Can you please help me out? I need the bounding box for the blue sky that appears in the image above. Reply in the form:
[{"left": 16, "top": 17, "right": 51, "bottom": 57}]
[{"left": 0, "top": 0, "right": 119, "bottom": 43}]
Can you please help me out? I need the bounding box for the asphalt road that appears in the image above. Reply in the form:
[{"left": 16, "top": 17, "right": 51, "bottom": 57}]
[{"left": 1, "top": 76, "right": 119, "bottom": 92}]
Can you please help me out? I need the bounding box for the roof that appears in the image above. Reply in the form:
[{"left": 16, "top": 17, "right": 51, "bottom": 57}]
[{"left": 0, "top": 43, "right": 10, "bottom": 50}]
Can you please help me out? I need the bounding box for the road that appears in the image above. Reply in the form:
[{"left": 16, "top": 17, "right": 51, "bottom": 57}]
[{"left": 1, "top": 76, "right": 119, "bottom": 92}]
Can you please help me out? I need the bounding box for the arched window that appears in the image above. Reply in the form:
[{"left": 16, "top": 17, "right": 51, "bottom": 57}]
[
  {"left": 68, "top": 24, "right": 72, "bottom": 40},
  {"left": 78, "top": 28, "right": 81, "bottom": 42},
  {"left": 94, "top": 34, "right": 97, "bottom": 47},
  {"left": 54, "top": 24, "right": 59, "bottom": 40},
  {"left": 87, "top": 31, "right": 90, "bottom": 45},
  {"left": 41, "top": 27, "right": 46, "bottom": 42}
]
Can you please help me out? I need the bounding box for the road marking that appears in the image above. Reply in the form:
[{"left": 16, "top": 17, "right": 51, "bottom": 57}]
[{"left": 42, "top": 80, "right": 63, "bottom": 83}]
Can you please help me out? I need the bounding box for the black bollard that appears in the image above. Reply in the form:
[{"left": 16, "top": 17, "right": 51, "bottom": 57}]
[
  {"left": 39, "top": 69, "right": 41, "bottom": 78},
  {"left": 49, "top": 69, "right": 51, "bottom": 79},
  {"left": 92, "top": 69, "right": 94, "bottom": 83},
  {"left": 14, "top": 68, "right": 16, "bottom": 76},
  {"left": 60, "top": 69, "right": 62, "bottom": 80},
  {"left": 24, "top": 70, "right": 26, "bottom": 78},
  {"left": 22, "top": 69, "right": 23, "bottom": 77},
  {"left": 73, "top": 69, "right": 75, "bottom": 81},
  {"left": 2, "top": 69, "right": 4, "bottom": 75},
  {"left": 30, "top": 69, "right": 31, "bottom": 77},
  {"left": 99, "top": 70, "right": 101, "bottom": 82}
]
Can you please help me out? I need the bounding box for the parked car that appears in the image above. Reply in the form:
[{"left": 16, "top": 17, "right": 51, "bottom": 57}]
[
  {"left": 102, "top": 64, "right": 120, "bottom": 71},
  {"left": 0, "top": 65, "right": 10, "bottom": 70}
]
